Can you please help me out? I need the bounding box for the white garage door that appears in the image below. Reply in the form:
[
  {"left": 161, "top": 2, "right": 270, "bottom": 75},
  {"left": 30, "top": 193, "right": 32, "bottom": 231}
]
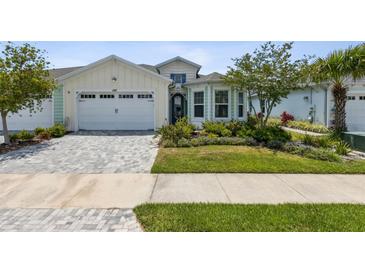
[
  {"left": 78, "top": 92, "right": 154, "bottom": 130},
  {"left": 346, "top": 94, "right": 365, "bottom": 131},
  {"left": 0, "top": 98, "right": 53, "bottom": 131}
]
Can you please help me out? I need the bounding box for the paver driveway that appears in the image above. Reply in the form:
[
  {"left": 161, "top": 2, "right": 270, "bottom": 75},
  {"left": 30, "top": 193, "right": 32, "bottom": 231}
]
[{"left": 0, "top": 131, "right": 158, "bottom": 173}]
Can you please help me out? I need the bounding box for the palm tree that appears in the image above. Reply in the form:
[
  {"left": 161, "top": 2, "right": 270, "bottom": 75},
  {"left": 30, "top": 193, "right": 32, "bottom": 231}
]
[{"left": 312, "top": 44, "right": 365, "bottom": 132}]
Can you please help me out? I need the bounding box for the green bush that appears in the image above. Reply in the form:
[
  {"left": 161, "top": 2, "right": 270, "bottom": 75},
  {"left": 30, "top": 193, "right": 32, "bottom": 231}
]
[
  {"left": 302, "top": 134, "right": 333, "bottom": 149},
  {"left": 225, "top": 120, "right": 246, "bottom": 136},
  {"left": 9, "top": 133, "right": 18, "bottom": 143},
  {"left": 177, "top": 138, "right": 192, "bottom": 147},
  {"left": 284, "top": 144, "right": 341, "bottom": 162},
  {"left": 161, "top": 139, "right": 177, "bottom": 148},
  {"left": 34, "top": 127, "right": 46, "bottom": 135},
  {"left": 16, "top": 130, "right": 35, "bottom": 141},
  {"left": 334, "top": 140, "right": 351, "bottom": 156},
  {"left": 158, "top": 117, "right": 195, "bottom": 145},
  {"left": 245, "top": 126, "right": 291, "bottom": 143},
  {"left": 287, "top": 120, "right": 329, "bottom": 134},
  {"left": 266, "top": 118, "right": 282, "bottom": 127},
  {"left": 48, "top": 124, "right": 66, "bottom": 138},
  {"left": 202, "top": 121, "right": 231, "bottom": 137},
  {"left": 267, "top": 140, "right": 284, "bottom": 150},
  {"left": 37, "top": 130, "right": 52, "bottom": 140}
]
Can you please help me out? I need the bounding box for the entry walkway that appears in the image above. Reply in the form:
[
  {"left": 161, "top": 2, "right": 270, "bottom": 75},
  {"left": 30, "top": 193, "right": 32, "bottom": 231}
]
[{"left": 0, "top": 173, "right": 364, "bottom": 208}]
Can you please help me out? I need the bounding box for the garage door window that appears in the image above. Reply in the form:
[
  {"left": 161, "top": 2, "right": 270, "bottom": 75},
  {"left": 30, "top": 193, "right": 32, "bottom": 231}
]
[
  {"left": 138, "top": 94, "right": 153, "bottom": 99},
  {"left": 100, "top": 94, "right": 115, "bottom": 99},
  {"left": 119, "top": 94, "right": 134, "bottom": 99},
  {"left": 80, "top": 94, "right": 96, "bottom": 99},
  {"left": 359, "top": 96, "right": 365, "bottom": 100},
  {"left": 347, "top": 96, "right": 356, "bottom": 101}
]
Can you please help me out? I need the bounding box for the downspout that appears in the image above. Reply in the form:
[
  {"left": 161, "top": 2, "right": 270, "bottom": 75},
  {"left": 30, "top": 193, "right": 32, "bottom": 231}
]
[{"left": 324, "top": 86, "right": 328, "bottom": 127}]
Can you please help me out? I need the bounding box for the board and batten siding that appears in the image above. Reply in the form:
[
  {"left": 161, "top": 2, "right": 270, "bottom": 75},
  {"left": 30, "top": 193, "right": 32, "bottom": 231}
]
[
  {"left": 61, "top": 58, "right": 170, "bottom": 131},
  {"left": 53, "top": 85, "right": 64, "bottom": 124},
  {"left": 158, "top": 60, "right": 199, "bottom": 82}
]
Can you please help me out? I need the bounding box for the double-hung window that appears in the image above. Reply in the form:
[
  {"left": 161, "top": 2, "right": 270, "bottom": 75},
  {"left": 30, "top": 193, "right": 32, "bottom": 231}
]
[
  {"left": 170, "top": 74, "right": 186, "bottom": 84},
  {"left": 194, "top": 91, "right": 204, "bottom": 118},
  {"left": 238, "top": 92, "right": 244, "bottom": 118},
  {"left": 215, "top": 90, "right": 229, "bottom": 118}
]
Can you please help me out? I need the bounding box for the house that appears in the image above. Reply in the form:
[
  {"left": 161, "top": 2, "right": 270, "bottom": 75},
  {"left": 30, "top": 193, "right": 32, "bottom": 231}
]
[
  {"left": 251, "top": 79, "right": 365, "bottom": 131},
  {"left": 1, "top": 55, "right": 247, "bottom": 131}
]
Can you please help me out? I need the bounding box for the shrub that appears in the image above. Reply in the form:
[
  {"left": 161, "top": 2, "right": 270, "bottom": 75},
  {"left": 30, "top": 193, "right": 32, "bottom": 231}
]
[
  {"left": 284, "top": 144, "right": 341, "bottom": 162},
  {"left": 302, "top": 134, "right": 333, "bottom": 149},
  {"left": 161, "top": 139, "right": 176, "bottom": 148},
  {"left": 16, "top": 130, "right": 35, "bottom": 141},
  {"left": 34, "top": 127, "right": 46, "bottom": 135},
  {"left": 280, "top": 111, "right": 294, "bottom": 125},
  {"left": 158, "top": 117, "right": 195, "bottom": 145},
  {"left": 287, "top": 120, "right": 329, "bottom": 134},
  {"left": 246, "top": 115, "right": 258, "bottom": 129},
  {"left": 225, "top": 120, "right": 245, "bottom": 136},
  {"left": 177, "top": 138, "right": 192, "bottom": 147},
  {"left": 334, "top": 140, "right": 351, "bottom": 156},
  {"left": 48, "top": 124, "right": 66, "bottom": 138},
  {"left": 37, "top": 130, "right": 52, "bottom": 140},
  {"left": 266, "top": 118, "right": 281, "bottom": 127},
  {"left": 207, "top": 133, "right": 219, "bottom": 139},
  {"left": 267, "top": 140, "right": 284, "bottom": 150},
  {"left": 202, "top": 121, "right": 228, "bottom": 137},
  {"left": 246, "top": 126, "right": 291, "bottom": 143},
  {"left": 9, "top": 133, "right": 18, "bottom": 143}
]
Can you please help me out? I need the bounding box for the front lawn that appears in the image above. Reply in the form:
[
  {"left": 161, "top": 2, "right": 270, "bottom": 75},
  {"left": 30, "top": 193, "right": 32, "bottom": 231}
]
[
  {"left": 151, "top": 145, "right": 365, "bottom": 173},
  {"left": 134, "top": 203, "right": 365, "bottom": 232}
]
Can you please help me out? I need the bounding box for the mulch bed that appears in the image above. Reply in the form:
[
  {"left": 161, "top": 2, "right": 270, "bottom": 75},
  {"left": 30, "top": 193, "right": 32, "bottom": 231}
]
[{"left": 0, "top": 140, "right": 43, "bottom": 155}]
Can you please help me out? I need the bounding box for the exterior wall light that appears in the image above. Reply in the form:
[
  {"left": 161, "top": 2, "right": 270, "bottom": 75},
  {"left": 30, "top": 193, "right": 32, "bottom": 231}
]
[{"left": 112, "top": 76, "right": 117, "bottom": 82}]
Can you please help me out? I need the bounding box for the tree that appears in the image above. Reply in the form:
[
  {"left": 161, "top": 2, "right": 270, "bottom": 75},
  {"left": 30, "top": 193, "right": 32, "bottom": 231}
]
[
  {"left": 311, "top": 44, "right": 365, "bottom": 132},
  {"left": 224, "top": 42, "right": 312, "bottom": 127},
  {"left": 0, "top": 42, "right": 55, "bottom": 144}
]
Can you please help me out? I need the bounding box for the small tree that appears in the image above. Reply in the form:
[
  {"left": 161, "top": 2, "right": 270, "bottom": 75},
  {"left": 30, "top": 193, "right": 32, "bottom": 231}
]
[
  {"left": 225, "top": 42, "right": 312, "bottom": 127},
  {"left": 0, "top": 42, "right": 55, "bottom": 144},
  {"left": 311, "top": 44, "right": 365, "bottom": 132}
]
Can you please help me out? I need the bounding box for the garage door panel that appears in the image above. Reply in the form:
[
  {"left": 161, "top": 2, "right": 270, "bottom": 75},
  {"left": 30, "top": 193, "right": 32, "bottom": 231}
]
[
  {"left": 78, "top": 93, "right": 154, "bottom": 130},
  {"left": 346, "top": 94, "right": 365, "bottom": 131}
]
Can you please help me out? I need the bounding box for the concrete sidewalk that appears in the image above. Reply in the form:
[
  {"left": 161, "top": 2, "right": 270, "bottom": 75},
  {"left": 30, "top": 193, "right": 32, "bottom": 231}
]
[{"left": 0, "top": 173, "right": 365, "bottom": 208}]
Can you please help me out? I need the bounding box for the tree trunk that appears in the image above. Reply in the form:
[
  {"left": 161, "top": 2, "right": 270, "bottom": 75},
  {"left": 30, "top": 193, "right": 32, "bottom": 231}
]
[
  {"left": 332, "top": 83, "right": 347, "bottom": 133},
  {"left": 1, "top": 111, "right": 10, "bottom": 144}
]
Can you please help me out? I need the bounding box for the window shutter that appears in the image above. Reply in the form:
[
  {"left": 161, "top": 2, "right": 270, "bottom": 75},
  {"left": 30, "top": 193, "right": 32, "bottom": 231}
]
[{"left": 182, "top": 74, "right": 186, "bottom": 83}]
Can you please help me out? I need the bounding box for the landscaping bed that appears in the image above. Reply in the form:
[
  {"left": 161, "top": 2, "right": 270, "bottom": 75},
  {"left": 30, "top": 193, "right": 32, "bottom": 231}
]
[
  {"left": 0, "top": 124, "right": 66, "bottom": 155},
  {"left": 134, "top": 203, "right": 365, "bottom": 232}
]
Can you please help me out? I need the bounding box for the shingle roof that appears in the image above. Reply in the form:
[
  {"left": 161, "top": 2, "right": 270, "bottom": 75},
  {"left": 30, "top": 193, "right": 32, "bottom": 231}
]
[
  {"left": 138, "top": 64, "right": 159, "bottom": 74},
  {"left": 185, "top": 72, "right": 225, "bottom": 85},
  {"left": 48, "top": 66, "right": 84, "bottom": 79}
]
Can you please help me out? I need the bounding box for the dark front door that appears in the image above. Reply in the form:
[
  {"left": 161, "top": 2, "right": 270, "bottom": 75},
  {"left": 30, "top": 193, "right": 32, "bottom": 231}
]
[{"left": 171, "top": 94, "right": 185, "bottom": 124}]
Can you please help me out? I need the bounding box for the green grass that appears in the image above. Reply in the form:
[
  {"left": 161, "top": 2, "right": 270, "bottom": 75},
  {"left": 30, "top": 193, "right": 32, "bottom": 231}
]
[
  {"left": 134, "top": 203, "right": 365, "bottom": 232},
  {"left": 151, "top": 146, "right": 365, "bottom": 173}
]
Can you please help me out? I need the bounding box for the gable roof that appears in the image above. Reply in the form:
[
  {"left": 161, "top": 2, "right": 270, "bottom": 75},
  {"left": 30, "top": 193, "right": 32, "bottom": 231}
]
[
  {"left": 57, "top": 55, "right": 171, "bottom": 83},
  {"left": 155, "top": 56, "right": 202, "bottom": 70},
  {"left": 184, "top": 72, "right": 225, "bottom": 85}
]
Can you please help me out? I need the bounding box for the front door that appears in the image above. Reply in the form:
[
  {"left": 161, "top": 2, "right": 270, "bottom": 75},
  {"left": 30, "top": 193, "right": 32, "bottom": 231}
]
[{"left": 171, "top": 94, "right": 185, "bottom": 124}]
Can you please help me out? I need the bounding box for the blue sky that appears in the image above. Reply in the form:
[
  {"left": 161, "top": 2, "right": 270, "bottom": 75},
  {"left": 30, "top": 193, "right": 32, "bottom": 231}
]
[{"left": 2, "top": 41, "right": 363, "bottom": 74}]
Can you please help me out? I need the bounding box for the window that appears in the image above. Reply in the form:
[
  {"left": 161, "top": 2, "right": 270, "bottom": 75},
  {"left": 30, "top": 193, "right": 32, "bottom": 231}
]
[
  {"left": 215, "top": 90, "right": 229, "bottom": 118},
  {"left": 194, "top": 91, "right": 204, "bottom": 118},
  {"left": 170, "top": 74, "right": 186, "bottom": 84},
  {"left": 80, "top": 94, "right": 96, "bottom": 99},
  {"left": 138, "top": 94, "right": 153, "bottom": 99},
  {"left": 100, "top": 94, "right": 115, "bottom": 99},
  {"left": 119, "top": 94, "right": 133, "bottom": 99},
  {"left": 359, "top": 96, "right": 365, "bottom": 100},
  {"left": 347, "top": 96, "right": 356, "bottom": 100},
  {"left": 238, "top": 92, "right": 244, "bottom": 118}
]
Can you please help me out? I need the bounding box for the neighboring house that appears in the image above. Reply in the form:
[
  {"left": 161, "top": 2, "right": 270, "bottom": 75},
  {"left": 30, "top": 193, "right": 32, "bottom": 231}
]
[
  {"left": 1, "top": 55, "right": 247, "bottom": 131},
  {"left": 251, "top": 79, "right": 365, "bottom": 131}
]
